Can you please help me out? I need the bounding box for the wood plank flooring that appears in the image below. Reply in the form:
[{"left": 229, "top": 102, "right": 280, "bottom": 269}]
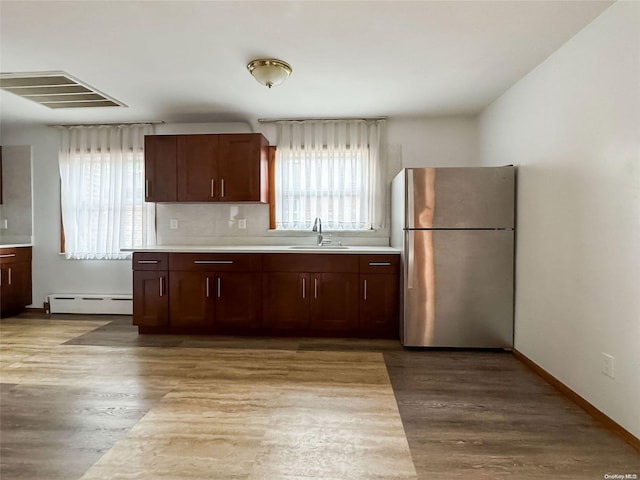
[{"left": 1, "top": 314, "right": 638, "bottom": 479}]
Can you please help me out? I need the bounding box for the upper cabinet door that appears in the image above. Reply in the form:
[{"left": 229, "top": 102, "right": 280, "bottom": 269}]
[
  {"left": 144, "top": 133, "right": 269, "bottom": 203},
  {"left": 144, "top": 135, "right": 177, "bottom": 202},
  {"left": 218, "top": 134, "right": 269, "bottom": 203},
  {"left": 177, "top": 135, "right": 219, "bottom": 202}
]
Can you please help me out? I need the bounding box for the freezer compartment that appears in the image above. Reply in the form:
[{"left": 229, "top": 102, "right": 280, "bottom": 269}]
[
  {"left": 403, "top": 229, "right": 514, "bottom": 348},
  {"left": 405, "top": 167, "right": 515, "bottom": 229}
]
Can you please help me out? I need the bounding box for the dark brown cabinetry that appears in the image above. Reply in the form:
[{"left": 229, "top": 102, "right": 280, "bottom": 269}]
[
  {"left": 132, "top": 251, "right": 399, "bottom": 339},
  {"left": 168, "top": 253, "right": 262, "bottom": 333},
  {"left": 132, "top": 252, "right": 169, "bottom": 328},
  {"left": 359, "top": 255, "right": 400, "bottom": 338},
  {"left": 144, "top": 136, "right": 177, "bottom": 202},
  {"left": 0, "top": 246, "right": 32, "bottom": 317},
  {"left": 144, "top": 133, "right": 269, "bottom": 203},
  {"left": 262, "top": 254, "right": 360, "bottom": 336}
]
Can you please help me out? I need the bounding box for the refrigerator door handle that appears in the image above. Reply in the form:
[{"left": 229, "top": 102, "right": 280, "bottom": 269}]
[
  {"left": 406, "top": 169, "right": 414, "bottom": 229},
  {"left": 406, "top": 229, "right": 415, "bottom": 289}
]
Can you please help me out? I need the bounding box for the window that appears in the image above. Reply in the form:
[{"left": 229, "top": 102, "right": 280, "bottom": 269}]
[
  {"left": 58, "top": 124, "right": 155, "bottom": 259},
  {"left": 274, "top": 119, "right": 385, "bottom": 230}
]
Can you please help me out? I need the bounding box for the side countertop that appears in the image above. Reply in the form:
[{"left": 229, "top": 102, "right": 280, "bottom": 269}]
[
  {"left": 125, "top": 245, "right": 400, "bottom": 254},
  {"left": 0, "top": 244, "right": 33, "bottom": 248}
]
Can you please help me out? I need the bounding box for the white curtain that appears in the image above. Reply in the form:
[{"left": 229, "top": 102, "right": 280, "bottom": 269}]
[
  {"left": 275, "top": 119, "right": 386, "bottom": 230},
  {"left": 58, "top": 124, "right": 155, "bottom": 259}
]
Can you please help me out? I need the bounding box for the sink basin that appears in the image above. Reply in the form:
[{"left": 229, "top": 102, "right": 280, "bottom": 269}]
[{"left": 288, "top": 245, "right": 349, "bottom": 250}]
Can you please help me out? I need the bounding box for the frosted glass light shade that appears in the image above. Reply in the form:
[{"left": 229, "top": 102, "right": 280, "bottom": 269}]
[{"left": 247, "top": 59, "right": 292, "bottom": 88}]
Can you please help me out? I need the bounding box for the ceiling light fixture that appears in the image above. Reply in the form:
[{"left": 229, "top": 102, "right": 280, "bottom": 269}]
[{"left": 247, "top": 58, "right": 292, "bottom": 89}]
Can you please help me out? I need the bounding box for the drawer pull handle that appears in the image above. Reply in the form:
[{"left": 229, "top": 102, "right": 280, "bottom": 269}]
[
  {"left": 364, "top": 279, "right": 367, "bottom": 300},
  {"left": 205, "top": 277, "right": 210, "bottom": 298},
  {"left": 0, "top": 254, "right": 17, "bottom": 258},
  {"left": 210, "top": 179, "right": 215, "bottom": 198},
  {"left": 159, "top": 277, "right": 165, "bottom": 297},
  {"left": 314, "top": 277, "right": 318, "bottom": 299},
  {"left": 368, "top": 262, "right": 391, "bottom": 266},
  {"left": 137, "top": 260, "right": 159, "bottom": 264},
  {"left": 221, "top": 179, "right": 225, "bottom": 198},
  {"left": 302, "top": 277, "right": 306, "bottom": 299},
  {"left": 193, "top": 260, "right": 234, "bottom": 265},
  {"left": 217, "top": 277, "right": 222, "bottom": 298}
]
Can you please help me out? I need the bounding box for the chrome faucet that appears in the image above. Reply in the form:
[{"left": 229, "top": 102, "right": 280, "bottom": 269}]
[{"left": 312, "top": 217, "right": 323, "bottom": 246}]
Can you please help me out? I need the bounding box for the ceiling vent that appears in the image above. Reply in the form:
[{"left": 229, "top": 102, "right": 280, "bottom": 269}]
[{"left": 0, "top": 71, "right": 126, "bottom": 109}]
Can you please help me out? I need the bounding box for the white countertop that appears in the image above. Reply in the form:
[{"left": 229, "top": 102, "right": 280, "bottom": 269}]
[
  {"left": 125, "top": 245, "right": 400, "bottom": 254},
  {"left": 0, "top": 243, "right": 33, "bottom": 248}
]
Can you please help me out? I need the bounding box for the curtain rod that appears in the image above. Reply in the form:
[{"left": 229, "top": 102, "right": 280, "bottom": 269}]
[
  {"left": 257, "top": 116, "right": 387, "bottom": 123},
  {"left": 49, "top": 121, "right": 165, "bottom": 127}
]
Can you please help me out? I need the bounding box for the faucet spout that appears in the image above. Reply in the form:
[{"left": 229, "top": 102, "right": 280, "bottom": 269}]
[
  {"left": 312, "top": 217, "right": 322, "bottom": 234},
  {"left": 312, "top": 217, "right": 323, "bottom": 246}
]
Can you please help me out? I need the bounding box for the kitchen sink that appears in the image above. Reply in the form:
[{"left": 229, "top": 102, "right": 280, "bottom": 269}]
[{"left": 288, "top": 245, "right": 350, "bottom": 250}]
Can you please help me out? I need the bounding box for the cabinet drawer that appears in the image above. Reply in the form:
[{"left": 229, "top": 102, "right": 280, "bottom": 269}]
[
  {"left": 0, "top": 246, "right": 32, "bottom": 264},
  {"left": 359, "top": 255, "right": 399, "bottom": 274},
  {"left": 133, "top": 252, "right": 169, "bottom": 271},
  {"left": 262, "top": 253, "right": 359, "bottom": 273},
  {"left": 169, "top": 253, "right": 262, "bottom": 272}
]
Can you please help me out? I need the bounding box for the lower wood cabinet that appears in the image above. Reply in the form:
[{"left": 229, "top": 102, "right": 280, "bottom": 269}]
[
  {"left": 262, "top": 272, "right": 309, "bottom": 332},
  {"left": 169, "top": 270, "right": 262, "bottom": 332},
  {"left": 308, "top": 273, "right": 359, "bottom": 334},
  {"left": 0, "top": 246, "right": 32, "bottom": 318},
  {"left": 168, "top": 253, "right": 262, "bottom": 333},
  {"left": 262, "top": 253, "right": 361, "bottom": 336},
  {"left": 132, "top": 251, "right": 399, "bottom": 339},
  {"left": 359, "top": 255, "right": 401, "bottom": 338},
  {"left": 132, "top": 252, "right": 168, "bottom": 328}
]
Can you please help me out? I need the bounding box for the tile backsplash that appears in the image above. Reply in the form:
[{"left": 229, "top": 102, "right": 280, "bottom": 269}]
[{"left": 156, "top": 203, "right": 390, "bottom": 247}]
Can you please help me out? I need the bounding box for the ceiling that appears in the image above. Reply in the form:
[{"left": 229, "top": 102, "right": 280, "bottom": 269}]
[{"left": 0, "top": 0, "right": 613, "bottom": 128}]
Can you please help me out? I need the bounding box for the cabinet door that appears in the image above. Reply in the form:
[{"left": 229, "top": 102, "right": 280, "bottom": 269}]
[
  {"left": 218, "top": 134, "right": 264, "bottom": 202},
  {"left": 144, "top": 135, "right": 177, "bottom": 202},
  {"left": 0, "top": 262, "right": 31, "bottom": 317},
  {"left": 169, "top": 271, "right": 214, "bottom": 329},
  {"left": 263, "top": 272, "right": 310, "bottom": 332},
  {"left": 309, "top": 273, "right": 359, "bottom": 334},
  {"left": 177, "top": 135, "right": 219, "bottom": 201},
  {"left": 0, "top": 265, "right": 17, "bottom": 315},
  {"left": 214, "top": 272, "right": 262, "bottom": 332},
  {"left": 133, "top": 271, "right": 169, "bottom": 327},
  {"left": 360, "top": 274, "right": 399, "bottom": 338}
]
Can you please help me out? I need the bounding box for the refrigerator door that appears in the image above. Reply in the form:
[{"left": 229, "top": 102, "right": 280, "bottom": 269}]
[
  {"left": 403, "top": 229, "right": 514, "bottom": 347},
  {"left": 406, "top": 167, "right": 515, "bottom": 229}
]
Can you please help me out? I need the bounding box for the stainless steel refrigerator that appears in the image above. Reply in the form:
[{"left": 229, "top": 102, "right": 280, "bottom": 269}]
[{"left": 391, "top": 167, "right": 515, "bottom": 348}]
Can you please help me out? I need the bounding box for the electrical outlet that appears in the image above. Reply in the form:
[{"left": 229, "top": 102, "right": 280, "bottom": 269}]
[
  {"left": 238, "top": 218, "right": 247, "bottom": 230},
  {"left": 0, "top": 219, "right": 7, "bottom": 229},
  {"left": 170, "top": 219, "right": 178, "bottom": 230},
  {"left": 602, "top": 353, "right": 615, "bottom": 379}
]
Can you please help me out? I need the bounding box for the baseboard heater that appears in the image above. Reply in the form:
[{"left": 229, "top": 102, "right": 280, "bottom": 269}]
[{"left": 46, "top": 294, "right": 132, "bottom": 315}]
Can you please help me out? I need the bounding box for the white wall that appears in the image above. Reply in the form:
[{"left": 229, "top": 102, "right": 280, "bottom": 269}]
[
  {"left": 479, "top": 1, "right": 640, "bottom": 438},
  {"left": 1, "top": 117, "right": 479, "bottom": 308}
]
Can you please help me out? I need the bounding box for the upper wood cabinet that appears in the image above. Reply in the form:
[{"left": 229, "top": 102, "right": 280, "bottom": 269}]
[
  {"left": 144, "top": 135, "right": 177, "bottom": 202},
  {"left": 144, "top": 133, "right": 269, "bottom": 203}
]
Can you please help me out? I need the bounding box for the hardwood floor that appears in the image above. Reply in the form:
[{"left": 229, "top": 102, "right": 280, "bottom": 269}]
[{"left": 1, "top": 314, "right": 638, "bottom": 479}]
